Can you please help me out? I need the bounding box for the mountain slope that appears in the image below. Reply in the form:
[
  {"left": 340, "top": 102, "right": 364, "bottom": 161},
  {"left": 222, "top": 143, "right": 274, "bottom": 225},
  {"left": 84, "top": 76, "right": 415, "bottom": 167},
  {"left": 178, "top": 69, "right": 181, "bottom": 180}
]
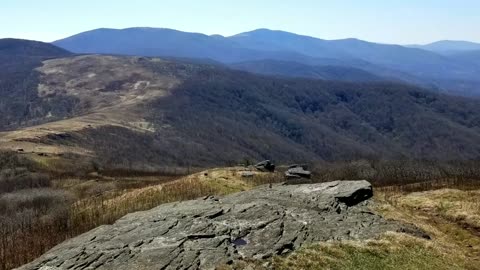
[
  {"left": 147, "top": 67, "right": 480, "bottom": 163},
  {"left": 411, "top": 40, "right": 480, "bottom": 54},
  {"left": 0, "top": 38, "right": 71, "bottom": 57},
  {"left": 230, "top": 60, "right": 382, "bottom": 82},
  {"left": 0, "top": 39, "right": 73, "bottom": 130},
  {"left": 2, "top": 54, "right": 480, "bottom": 170},
  {"left": 449, "top": 50, "right": 480, "bottom": 67},
  {"left": 229, "top": 28, "right": 352, "bottom": 59},
  {"left": 230, "top": 30, "right": 479, "bottom": 80}
]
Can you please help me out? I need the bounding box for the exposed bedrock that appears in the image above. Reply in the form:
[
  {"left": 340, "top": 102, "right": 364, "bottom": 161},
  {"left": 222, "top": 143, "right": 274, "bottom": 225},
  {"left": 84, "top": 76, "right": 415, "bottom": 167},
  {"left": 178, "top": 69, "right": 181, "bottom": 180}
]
[{"left": 18, "top": 180, "right": 426, "bottom": 270}]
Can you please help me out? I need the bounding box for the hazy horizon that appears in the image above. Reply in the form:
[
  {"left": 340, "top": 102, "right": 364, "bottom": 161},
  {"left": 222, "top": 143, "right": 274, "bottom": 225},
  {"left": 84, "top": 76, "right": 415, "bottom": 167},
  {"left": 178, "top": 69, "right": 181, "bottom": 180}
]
[
  {"left": 2, "top": 0, "right": 480, "bottom": 44},
  {"left": 11, "top": 26, "right": 480, "bottom": 46}
]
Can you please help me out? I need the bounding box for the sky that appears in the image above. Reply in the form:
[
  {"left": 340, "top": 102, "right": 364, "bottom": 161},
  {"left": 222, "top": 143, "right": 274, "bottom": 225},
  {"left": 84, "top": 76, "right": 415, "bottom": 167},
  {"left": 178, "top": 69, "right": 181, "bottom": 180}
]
[{"left": 1, "top": 0, "right": 479, "bottom": 44}]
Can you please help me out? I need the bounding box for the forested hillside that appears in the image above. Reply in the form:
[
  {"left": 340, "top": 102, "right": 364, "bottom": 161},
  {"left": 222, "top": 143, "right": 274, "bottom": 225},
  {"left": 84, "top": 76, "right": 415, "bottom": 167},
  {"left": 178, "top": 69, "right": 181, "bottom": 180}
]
[
  {"left": 0, "top": 39, "right": 73, "bottom": 130},
  {"left": 230, "top": 60, "right": 383, "bottom": 82},
  {"left": 1, "top": 51, "right": 480, "bottom": 169},
  {"left": 145, "top": 67, "right": 480, "bottom": 164}
]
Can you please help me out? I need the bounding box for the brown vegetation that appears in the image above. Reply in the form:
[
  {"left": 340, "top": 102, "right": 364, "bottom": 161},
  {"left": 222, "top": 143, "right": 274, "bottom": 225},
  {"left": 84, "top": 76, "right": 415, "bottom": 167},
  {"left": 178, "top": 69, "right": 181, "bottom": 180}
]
[
  {"left": 4, "top": 54, "right": 480, "bottom": 169},
  {"left": 312, "top": 159, "right": 480, "bottom": 190},
  {"left": 0, "top": 164, "right": 282, "bottom": 270},
  {"left": 372, "top": 189, "right": 480, "bottom": 270},
  {"left": 2, "top": 150, "right": 480, "bottom": 269}
]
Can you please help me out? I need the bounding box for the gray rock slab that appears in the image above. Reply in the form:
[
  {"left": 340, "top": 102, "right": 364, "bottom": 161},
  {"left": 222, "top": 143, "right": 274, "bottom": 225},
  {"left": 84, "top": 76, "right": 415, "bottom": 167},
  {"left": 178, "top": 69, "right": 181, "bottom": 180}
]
[{"left": 17, "top": 180, "right": 425, "bottom": 270}]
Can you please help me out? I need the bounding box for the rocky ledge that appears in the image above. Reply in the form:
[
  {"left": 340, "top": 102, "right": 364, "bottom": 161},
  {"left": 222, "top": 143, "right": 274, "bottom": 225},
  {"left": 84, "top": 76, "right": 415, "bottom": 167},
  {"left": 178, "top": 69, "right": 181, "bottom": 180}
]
[{"left": 18, "top": 180, "right": 426, "bottom": 270}]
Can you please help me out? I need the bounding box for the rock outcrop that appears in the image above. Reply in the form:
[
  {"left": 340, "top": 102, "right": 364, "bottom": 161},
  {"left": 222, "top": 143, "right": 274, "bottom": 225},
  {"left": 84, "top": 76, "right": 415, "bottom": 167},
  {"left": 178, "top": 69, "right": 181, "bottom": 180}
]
[
  {"left": 285, "top": 165, "right": 311, "bottom": 178},
  {"left": 254, "top": 160, "right": 275, "bottom": 172},
  {"left": 18, "top": 180, "right": 425, "bottom": 270},
  {"left": 285, "top": 164, "right": 312, "bottom": 184}
]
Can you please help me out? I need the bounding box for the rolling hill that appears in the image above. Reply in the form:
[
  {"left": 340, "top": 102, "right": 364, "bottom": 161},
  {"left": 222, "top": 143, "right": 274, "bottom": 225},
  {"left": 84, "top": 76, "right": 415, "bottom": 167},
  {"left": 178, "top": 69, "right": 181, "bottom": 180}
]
[
  {"left": 2, "top": 42, "right": 480, "bottom": 170},
  {"left": 410, "top": 40, "right": 480, "bottom": 55}
]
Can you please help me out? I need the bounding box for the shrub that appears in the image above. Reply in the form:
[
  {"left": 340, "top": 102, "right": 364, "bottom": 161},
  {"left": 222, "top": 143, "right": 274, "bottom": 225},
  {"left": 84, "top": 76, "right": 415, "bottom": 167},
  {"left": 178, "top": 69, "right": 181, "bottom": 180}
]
[
  {"left": 0, "top": 168, "right": 51, "bottom": 194},
  {"left": 0, "top": 188, "right": 75, "bottom": 215}
]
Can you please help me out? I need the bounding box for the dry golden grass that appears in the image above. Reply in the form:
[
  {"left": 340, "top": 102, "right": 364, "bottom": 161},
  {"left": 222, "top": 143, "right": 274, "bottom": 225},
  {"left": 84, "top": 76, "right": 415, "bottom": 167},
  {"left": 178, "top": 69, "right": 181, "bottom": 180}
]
[
  {"left": 37, "top": 55, "right": 177, "bottom": 111},
  {"left": 76, "top": 167, "right": 280, "bottom": 215},
  {"left": 396, "top": 189, "right": 480, "bottom": 230},
  {"left": 268, "top": 232, "right": 471, "bottom": 270},
  {"left": 220, "top": 232, "right": 472, "bottom": 270},
  {"left": 375, "top": 188, "right": 480, "bottom": 269},
  {"left": 68, "top": 167, "right": 284, "bottom": 236}
]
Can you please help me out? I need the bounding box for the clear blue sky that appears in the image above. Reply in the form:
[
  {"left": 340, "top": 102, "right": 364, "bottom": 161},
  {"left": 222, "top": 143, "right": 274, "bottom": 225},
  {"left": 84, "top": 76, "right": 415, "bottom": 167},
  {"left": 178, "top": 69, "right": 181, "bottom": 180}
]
[{"left": 1, "top": 0, "right": 479, "bottom": 44}]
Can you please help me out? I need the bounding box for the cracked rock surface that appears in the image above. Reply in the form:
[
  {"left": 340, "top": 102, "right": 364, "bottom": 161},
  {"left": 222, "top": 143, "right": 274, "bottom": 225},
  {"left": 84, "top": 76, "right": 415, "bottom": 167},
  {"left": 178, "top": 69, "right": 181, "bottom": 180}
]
[{"left": 17, "top": 180, "right": 425, "bottom": 270}]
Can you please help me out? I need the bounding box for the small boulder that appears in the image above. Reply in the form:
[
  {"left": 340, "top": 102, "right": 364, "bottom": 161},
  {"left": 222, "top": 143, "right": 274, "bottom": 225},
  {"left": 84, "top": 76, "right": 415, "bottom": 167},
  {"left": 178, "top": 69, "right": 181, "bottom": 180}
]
[
  {"left": 285, "top": 164, "right": 311, "bottom": 180},
  {"left": 241, "top": 171, "right": 255, "bottom": 178},
  {"left": 330, "top": 180, "right": 373, "bottom": 206},
  {"left": 254, "top": 160, "right": 275, "bottom": 172}
]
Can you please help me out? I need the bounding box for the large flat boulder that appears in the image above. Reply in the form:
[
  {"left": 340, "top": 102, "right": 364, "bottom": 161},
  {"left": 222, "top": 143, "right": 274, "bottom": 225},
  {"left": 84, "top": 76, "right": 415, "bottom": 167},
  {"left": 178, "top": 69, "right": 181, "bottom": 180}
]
[{"left": 18, "top": 180, "right": 425, "bottom": 270}]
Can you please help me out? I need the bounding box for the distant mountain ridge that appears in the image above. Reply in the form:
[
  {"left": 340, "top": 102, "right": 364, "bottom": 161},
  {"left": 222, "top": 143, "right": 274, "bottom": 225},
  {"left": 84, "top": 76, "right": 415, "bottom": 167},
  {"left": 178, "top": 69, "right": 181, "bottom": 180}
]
[
  {"left": 229, "top": 29, "right": 477, "bottom": 80},
  {"left": 410, "top": 40, "right": 480, "bottom": 55},
  {"left": 53, "top": 27, "right": 480, "bottom": 96}
]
